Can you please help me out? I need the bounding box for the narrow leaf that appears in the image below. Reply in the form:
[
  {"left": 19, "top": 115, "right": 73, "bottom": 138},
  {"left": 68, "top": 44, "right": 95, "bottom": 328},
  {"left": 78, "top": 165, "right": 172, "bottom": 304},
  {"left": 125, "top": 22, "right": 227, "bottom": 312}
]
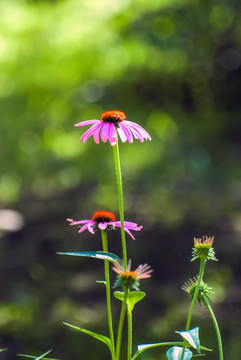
[
  {"left": 18, "top": 349, "right": 60, "bottom": 360},
  {"left": 57, "top": 251, "right": 121, "bottom": 264},
  {"left": 167, "top": 346, "right": 192, "bottom": 360},
  {"left": 96, "top": 280, "right": 106, "bottom": 285},
  {"left": 176, "top": 327, "right": 200, "bottom": 353},
  {"left": 63, "top": 322, "right": 112, "bottom": 351},
  {"left": 114, "top": 291, "right": 146, "bottom": 312},
  {"left": 0, "top": 349, "right": 7, "bottom": 352},
  {"left": 131, "top": 342, "right": 184, "bottom": 360}
]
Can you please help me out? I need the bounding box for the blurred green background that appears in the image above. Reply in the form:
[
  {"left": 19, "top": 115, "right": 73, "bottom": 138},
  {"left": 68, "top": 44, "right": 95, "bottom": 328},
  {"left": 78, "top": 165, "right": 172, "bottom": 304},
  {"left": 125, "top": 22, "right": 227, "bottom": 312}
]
[{"left": 0, "top": 0, "right": 241, "bottom": 358}]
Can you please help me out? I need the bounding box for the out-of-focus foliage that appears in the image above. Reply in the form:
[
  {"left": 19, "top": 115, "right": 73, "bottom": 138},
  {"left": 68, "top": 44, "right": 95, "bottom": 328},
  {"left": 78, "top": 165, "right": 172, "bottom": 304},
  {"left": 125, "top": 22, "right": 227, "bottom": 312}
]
[{"left": 0, "top": 0, "right": 241, "bottom": 359}]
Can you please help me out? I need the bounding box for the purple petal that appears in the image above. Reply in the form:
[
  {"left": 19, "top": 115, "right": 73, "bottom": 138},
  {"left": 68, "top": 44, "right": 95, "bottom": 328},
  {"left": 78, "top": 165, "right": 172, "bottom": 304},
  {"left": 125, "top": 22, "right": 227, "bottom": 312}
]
[
  {"left": 88, "top": 222, "right": 95, "bottom": 234},
  {"left": 108, "top": 123, "right": 117, "bottom": 146},
  {"left": 119, "top": 123, "right": 133, "bottom": 143},
  {"left": 125, "top": 120, "right": 151, "bottom": 140},
  {"left": 117, "top": 126, "right": 127, "bottom": 143},
  {"left": 93, "top": 123, "right": 103, "bottom": 144},
  {"left": 80, "top": 123, "right": 100, "bottom": 143},
  {"left": 98, "top": 222, "right": 108, "bottom": 230},
  {"left": 68, "top": 219, "right": 93, "bottom": 225},
  {"left": 124, "top": 227, "right": 135, "bottom": 240},
  {"left": 78, "top": 223, "right": 90, "bottom": 233},
  {"left": 74, "top": 120, "right": 100, "bottom": 127},
  {"left": 101, "top": 123, "right": 110, "bottom": 143},
  {"left": 125, "top": 123, "right": 144, "bottom": 142}
]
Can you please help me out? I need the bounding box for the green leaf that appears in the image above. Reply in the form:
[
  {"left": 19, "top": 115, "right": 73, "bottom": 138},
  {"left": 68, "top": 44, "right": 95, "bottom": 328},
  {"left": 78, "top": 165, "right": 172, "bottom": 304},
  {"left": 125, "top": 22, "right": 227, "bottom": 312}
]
[
  {"left": 0, "top": 348, "right": 7, "bottom": 352},
  {"left": 167, "top": 346, "right": 192, "bottom": 360},
  {"left": 176, "top": 327, "right": 200, "bottom": 353},
  {"left": 131, "top": 342, "right": 184, "bottom": 360},
  {"left": 57, "top": 251, "right": 121, "bottom": 264},
  {"left": 114, "top": 291, "right": 146, "bottom": 312},
  {"left": 63, "top": 322, "right": 112, "bottom": 351},
  {"left": 18, "top": 349, "right": 60, "bottom": 360}
]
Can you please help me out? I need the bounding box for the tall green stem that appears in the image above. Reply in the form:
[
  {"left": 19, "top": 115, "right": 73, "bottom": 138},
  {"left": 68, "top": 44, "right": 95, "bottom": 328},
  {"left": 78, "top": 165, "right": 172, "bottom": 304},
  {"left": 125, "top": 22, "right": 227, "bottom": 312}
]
[
  {"left": 202, "top": 295, "right": 224, "bottom": 360},
  {"left": 113, "top": 138, "right": 127, "bottom": 269},
  {"left": 180, "top": 258, "right": 206, "bottom": 360},
  {"left": 101, "top": 230, "right": 115, "bottom": 359},
  {"left": 127, "top": 306, "right": 132, "bottom": 360},
  {"left": 116, "top": 287, "right": 128, "bottom": 360}
]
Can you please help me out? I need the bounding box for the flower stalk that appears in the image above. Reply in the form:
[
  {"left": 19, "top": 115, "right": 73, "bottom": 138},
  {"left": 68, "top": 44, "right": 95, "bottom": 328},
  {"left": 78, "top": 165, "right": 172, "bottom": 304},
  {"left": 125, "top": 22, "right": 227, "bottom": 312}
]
[
  {"left": 202, "top": 294, "right": 224, "bottom": 360},
  {"left": 101, "top": 230, "right": 115, "bottom": 359},
  {"left": 115, "top": 287, "right": 128, "bottom": 360},
  {"left": 180, "top": 257, "right": 206, "bottom": 360},
  {"left": 113, "top": 136, "right": 128, "bottom": 269},
  {"left": 127, "top": 305, "right": 133, "bottom": 360}
]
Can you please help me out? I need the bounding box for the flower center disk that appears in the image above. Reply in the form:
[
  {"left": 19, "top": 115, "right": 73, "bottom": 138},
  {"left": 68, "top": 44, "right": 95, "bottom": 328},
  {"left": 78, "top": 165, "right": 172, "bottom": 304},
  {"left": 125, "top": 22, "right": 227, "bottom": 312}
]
[
  {"left": 101, "top": 110, "right": 126, "bottom": 125},
  {"left": 92, "top": 210, "right": 116, "bottom": 223}
]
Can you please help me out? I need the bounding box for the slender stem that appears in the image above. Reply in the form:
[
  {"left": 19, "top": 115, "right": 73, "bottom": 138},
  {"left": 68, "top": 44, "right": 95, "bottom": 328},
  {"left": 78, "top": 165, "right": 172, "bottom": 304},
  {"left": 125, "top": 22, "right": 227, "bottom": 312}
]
[
  {"left": 186, "top": 258, "right": 206, "bottom": 330},
  {"left": 113, "top": 137, "right": 127, "bottom": 269},
  {"left": 180, "top": 258, "right": 206, "bottom": 360},
  {"left": 116, "top": 287, "right": 128, "bottom": 360},
  {"left": 101, "top": 230, "right": 115, "bottom": 359},
  {"left": 127, "top": 305, "right": 132, "bottom": 360},
  {"left": 202, "top": 295, "right": 224, "bottom": 360}
]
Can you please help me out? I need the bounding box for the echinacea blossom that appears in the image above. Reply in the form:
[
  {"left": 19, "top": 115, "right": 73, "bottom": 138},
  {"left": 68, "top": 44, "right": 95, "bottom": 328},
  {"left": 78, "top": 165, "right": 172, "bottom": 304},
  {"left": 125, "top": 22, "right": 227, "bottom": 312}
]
[
  {"left": 67, "top": 210, "right": 142, "bottom": 240},
  {"left": 182, "top": 276, "right": 214, "bottom": 304},
  {"left": 113, "top": 260, "right": 152, "bottom": 290},
  {"left": 74, "top": 110, "right": 151, "bottom": 146},
  {"left": 192, "top": 236, "right": 217, "bottom": 262}
]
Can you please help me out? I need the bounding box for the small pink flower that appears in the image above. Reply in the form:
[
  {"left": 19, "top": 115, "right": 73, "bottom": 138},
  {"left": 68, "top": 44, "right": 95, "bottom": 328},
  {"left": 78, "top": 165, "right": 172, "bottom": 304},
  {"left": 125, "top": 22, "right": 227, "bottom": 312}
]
[
  {"left": 75, "top": 110, "right": 151, "bottom": 146},
  {"left": 113, "top": 260, "right": 152, "bottom": 289},
  {"left": 67, "top": 210, "right": 142, "bottom": 240}
]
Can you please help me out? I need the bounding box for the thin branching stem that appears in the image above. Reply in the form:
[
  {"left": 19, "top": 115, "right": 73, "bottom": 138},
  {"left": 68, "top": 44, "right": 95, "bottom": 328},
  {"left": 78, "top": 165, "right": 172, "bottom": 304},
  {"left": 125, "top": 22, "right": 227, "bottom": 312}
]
[
  {"left": 101, "top": 230, "right": 115, "bottom": 359},
  {"left": 113, "top": 137, "right": 127, "bottom": 269},
  {"left": 180, "top": 258, "right": 206, "bottom": 360},
  {"left": 202, "top": 295, "right": 224, "bottom": 360}
]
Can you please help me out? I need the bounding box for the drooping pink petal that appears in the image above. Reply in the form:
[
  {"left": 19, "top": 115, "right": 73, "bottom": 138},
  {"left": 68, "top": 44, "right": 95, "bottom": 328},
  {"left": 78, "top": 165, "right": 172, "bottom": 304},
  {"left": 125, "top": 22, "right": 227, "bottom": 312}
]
[
  {"left": 68, "top": 219, "right": 95, "bottom": 225},
  {"left": 117, "top": 125, "right": 127, "bottom": 143},
  {"left": 108, "top": 123, "right": 117, "bottom": 146},
  {"left": 125, "top": 120, "right": 151, "bottom": 140},
  {"left": 88, "top": 222, "right": 95, "bottom": 234},
  {"left": 123, "top": 227, "right": 136, "bottom": 240},
  {"left": 80, "top": 123, "right": 100, "bottom": 143},
  {"left": 93, "top": 123, "right": 103, "bottom": 144},
  {"left": 101, "top": 123, "right": 110, "bottom": 143},
  {"left": 119, "top": 123, "right": 133, "bottom": 143},
  {"left": 98, "top": 222, "right": 108, "bottom": 230},
  {"left": 74, "top": 120, "right": 100, "bottom": 127},
  {"left": 78, "top": 223, "right": 90, "bottom": 233},
  {"left": 125, "top": 123, "right": 144, "bottom": 142}
]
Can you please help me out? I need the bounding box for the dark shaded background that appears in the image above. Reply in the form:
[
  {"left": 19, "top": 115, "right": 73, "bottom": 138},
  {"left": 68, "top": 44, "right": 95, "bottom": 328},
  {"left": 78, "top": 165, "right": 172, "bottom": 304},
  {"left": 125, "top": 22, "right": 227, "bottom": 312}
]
[{"left": 0, "top": 0, "right": 241, "bottom": 358}]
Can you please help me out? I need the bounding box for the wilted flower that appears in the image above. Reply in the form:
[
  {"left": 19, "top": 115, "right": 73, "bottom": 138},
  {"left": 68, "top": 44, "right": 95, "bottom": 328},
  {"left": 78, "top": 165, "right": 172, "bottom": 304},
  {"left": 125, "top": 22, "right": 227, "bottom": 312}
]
[
  {"left": 67, "top": 210, "right": 142, "bottom": 240},
  {"left": 113, "top": 260, "right": 152, "bottom": 290},
  {"left": 192, "top": 236, "right": 217, "bottom": 262},
  {"left": 182, "top": 276, "right": 214, "bottom": 304},
  {"left": 74, "top": 110, "right": 151, "bottom": 146}
]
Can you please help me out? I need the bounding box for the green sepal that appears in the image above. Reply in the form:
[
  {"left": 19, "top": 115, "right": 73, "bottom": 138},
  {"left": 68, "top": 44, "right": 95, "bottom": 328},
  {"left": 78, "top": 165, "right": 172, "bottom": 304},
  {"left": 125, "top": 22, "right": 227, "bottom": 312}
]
[
  {"left": 18, "top": 349, "right": 60, "bottom": 360},
  {"left": 167, "top": 346, "right": 192, "bottom": 360},
  {"left": 57, "top": 251, "right": 121, "bottom": 264},
  {"left": 131, "top": 342, "right": 184, "bottom": 360},
  {"left": 176, "top": 327, "right": 200, "bottom": 353},
  {"left": 63, "top": 322, "right": 112, "bottom": 351},
  {"left": 114, "top": 291, "right": 146, "bottom": 312}
]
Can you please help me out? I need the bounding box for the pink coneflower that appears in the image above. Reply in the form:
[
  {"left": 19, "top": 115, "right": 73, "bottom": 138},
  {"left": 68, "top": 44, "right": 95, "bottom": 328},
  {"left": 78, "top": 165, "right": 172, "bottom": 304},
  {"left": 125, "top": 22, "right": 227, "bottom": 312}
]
[
  {"left": 67, "top": 210, "right": 142, "bottom": 240},
  {"left": 74, "top": 110, "right": 151, "bottom": 146},
  {"left": 113, "top": 260, "right": 152, "bottom": 290}
]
